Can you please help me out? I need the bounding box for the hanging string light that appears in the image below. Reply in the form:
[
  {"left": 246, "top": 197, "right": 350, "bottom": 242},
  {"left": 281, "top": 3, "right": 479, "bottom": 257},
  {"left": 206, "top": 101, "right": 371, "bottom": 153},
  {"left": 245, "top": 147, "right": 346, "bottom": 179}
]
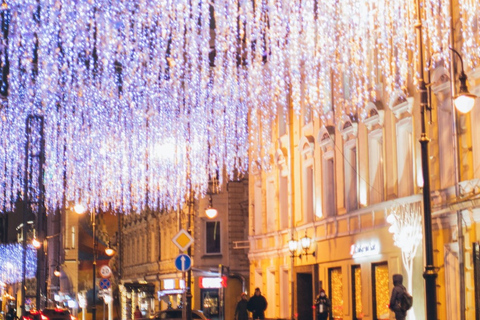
[
  {"left": 0, "top": 0, "right": 478, "bottom": 214},
  {"left": 0, "top": 244, "right": 37, "bottom": 284}
]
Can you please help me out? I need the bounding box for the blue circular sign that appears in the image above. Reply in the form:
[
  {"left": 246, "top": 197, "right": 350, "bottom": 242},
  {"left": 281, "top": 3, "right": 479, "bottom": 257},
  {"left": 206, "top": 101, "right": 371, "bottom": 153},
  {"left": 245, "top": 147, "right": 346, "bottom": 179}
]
[
  {"left": 175, "top": 254, "right": 192, "bottom": 272},
  {"left": 99, "top": 278, "right": 111, "bottom": 289}
]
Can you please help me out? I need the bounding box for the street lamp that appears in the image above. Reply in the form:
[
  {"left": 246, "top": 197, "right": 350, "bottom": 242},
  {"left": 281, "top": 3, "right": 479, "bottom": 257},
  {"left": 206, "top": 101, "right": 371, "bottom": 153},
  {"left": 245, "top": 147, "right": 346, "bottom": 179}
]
[
  {"left": 205, "top": 196, "right": 218, "bottom": 219},
  {"left": 288, "top": 232, "right": 314, "bottom": 320},
  {"left": 449, "top": 47, "right": 477, "bottom": 113},
  {"left": 76, "top": 204, "right": 98, "bottom": 320},
  {"left": 54, "top": 265, "right": 61, "bottom": 278},
  {"left": 415, "top": 1, "right": 476, "bottom": 319}
]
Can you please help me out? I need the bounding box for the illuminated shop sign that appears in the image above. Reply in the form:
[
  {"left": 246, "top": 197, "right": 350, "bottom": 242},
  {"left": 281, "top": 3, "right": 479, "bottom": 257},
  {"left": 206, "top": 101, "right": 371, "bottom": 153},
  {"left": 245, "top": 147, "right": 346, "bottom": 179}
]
[
  {"left": 350, "top": 241, "right": 379, "bottom": 258},
  {"left": 199, "top": 277, "right": 227, "bottom": 289},
  {"left": 163, "top": 279, "right": 185, "bottom": 290}
]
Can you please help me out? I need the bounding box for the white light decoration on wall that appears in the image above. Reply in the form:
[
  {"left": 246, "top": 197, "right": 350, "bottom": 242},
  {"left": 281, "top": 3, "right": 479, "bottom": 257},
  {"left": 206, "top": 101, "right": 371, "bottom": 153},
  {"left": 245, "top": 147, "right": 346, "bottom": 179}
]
[
  {"left": 387, "top": 201, "right": 422, "bottom": 320},
  {"left": 0, "top": 0, "right": 478, "bottom": 214}
]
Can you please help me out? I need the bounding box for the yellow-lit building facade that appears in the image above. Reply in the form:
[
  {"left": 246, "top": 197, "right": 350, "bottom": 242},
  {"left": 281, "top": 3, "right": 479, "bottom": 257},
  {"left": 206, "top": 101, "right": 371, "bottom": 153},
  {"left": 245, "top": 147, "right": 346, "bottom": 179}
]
[{"left": 247, "top": 5, "right": 480, "bottom": 320}]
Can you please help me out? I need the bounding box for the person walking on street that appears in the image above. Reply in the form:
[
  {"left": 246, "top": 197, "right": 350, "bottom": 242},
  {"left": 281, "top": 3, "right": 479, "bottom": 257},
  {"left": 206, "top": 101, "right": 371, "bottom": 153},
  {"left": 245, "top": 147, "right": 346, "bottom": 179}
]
[
  {"left": 389, "top": 274, "right": 407, "bottom": 320},
  {"left": 314, "top": 289, "right": 331, "bottom": 320},
  {"left": 235, "top": 293, "right": 249, "bottom": 320},
  {"left": 134, "top": 306, "right": 142, "bottom": 319},
  {"left": 247, "top": 288, "right": 268, "bottom": 320},
  {"left": 6, "top": 306, "right": 16, "bottom": 320}
]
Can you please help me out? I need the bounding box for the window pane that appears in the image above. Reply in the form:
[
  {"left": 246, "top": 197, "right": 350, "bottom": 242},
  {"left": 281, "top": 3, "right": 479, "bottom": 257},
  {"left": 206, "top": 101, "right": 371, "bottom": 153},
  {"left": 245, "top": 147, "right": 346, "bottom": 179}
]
[
  {"left": 206, "top": 221, "right": 221, "bottom": 253},
  {"left": 329, "top": 267, "right": 343, "bottom": 319},
  {"left": 372, "top": 263, "right": 389, "bottom": 320},
  {"left": 352, "top": 266, "right": 363, "bottom": 319}
]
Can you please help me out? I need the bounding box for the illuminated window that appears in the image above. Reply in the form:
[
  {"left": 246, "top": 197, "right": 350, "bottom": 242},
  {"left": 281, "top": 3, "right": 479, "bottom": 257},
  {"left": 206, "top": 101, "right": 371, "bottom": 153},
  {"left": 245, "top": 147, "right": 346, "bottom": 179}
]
[
  {"left": 206, "top": 221, "right": 221, "bottom": 254},
  {"left": 396, "top": 118, "right": 414, "bottom": 197},
  {"left": 329, "top": 267, "right": 344, "bottom": 319},
  {"left": 372, "top": 262, "right": 389, "bottom": 320},
  {"left": 368, "top": 130, "right": 384, "bottom": 204},
  {"left": 352, "top": 266, "right": 363, "bottom": 320}
]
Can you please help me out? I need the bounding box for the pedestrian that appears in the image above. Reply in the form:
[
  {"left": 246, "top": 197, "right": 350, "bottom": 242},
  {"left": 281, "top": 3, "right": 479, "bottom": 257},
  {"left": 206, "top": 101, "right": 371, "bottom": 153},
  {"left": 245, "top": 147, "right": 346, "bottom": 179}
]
[
  {"left": 314, "top": 289, "right": 331, "bottom": 320},
  {"left": 234, "top": 293, "right": 249, "bottom": 320},
  {"left": 134, "top": 306, "right": 142, "bottom": 319},
  {"left": 247, "top": 288, "right": 268, "bottom": 320},
  {"left": 6, "top": 306, "right": 15, "bottom": 320},
  {"left": 389, "top": 274, "right": 408, "bottom": 320}
]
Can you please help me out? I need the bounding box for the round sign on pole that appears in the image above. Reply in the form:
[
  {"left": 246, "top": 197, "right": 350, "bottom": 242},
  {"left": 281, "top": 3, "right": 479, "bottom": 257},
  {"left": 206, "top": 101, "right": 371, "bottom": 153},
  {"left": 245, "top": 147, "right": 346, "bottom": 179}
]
[
  {"left": 175, "top": 254, "right": 192, "bottom": 272},
  {"left": 100, "top": 265, "right": 112, "bottom": 278}
]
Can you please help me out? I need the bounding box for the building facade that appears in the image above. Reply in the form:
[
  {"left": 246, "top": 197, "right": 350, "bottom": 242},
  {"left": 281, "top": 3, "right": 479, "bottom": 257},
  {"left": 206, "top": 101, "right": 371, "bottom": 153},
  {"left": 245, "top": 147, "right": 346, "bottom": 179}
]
[
  {"left": 247, "top": 7, "right": 480, "bottom": 320},
  {"left": 121, "top": 177, "right": 249, "bottom": 320}
]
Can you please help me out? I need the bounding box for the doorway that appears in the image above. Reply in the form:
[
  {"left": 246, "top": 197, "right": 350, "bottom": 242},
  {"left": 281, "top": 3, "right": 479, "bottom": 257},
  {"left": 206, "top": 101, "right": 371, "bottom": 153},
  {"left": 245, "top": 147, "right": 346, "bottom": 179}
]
[{"left": 297, "top": 273, "right": 313, "bottom": 320}]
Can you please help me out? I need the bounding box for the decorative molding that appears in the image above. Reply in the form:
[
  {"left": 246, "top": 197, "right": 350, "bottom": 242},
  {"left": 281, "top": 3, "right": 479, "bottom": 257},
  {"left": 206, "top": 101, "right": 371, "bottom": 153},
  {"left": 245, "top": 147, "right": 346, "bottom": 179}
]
[{"left": 364, "top": 101, "right": 385, "bottom": 130}]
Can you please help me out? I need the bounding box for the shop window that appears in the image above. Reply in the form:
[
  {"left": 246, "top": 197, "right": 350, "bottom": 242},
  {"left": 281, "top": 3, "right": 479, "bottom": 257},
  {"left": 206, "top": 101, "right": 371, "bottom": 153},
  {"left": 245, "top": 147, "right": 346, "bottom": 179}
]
[
  {"left": 352, "top": 265, "right": 363, "bottom": 320},
  {"left": 328, "top": 267, "right": 344, "bottom": 319},
  {"left": 372, "top": 262, "right": 389, "bottom": 320},
  {"left": 206, "top": 221, "right": 221, "bottom": 254}
]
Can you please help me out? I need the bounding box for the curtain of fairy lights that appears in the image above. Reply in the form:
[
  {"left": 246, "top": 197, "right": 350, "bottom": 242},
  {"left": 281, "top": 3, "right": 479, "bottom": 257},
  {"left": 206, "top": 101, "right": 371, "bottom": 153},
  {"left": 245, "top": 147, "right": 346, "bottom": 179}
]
[
  {"left": 0, "top": 244, "right": 37, "bottom": 284},
  {"left": 0, "top": 0, "right": 478, "bottom": 214}
]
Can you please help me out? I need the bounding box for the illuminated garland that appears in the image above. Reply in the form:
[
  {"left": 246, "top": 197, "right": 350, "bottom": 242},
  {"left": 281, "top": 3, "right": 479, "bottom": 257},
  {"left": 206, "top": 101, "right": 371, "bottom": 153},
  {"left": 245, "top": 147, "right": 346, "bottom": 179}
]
[
  {"left": 0, "top": 0, "right": 478, "bottom": 213},
  {"left": 0, "top": 244, "right": 37, "bottom": 284}
]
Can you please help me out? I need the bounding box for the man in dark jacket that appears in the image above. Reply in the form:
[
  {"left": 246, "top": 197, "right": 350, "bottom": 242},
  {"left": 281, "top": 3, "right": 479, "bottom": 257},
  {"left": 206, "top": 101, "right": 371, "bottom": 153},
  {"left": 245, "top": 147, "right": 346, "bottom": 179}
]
[
  {"left": 389, "top": 274, "right": 407, "bottom": 320},
  {"left": 247, "top": 288, "right": 268, "bottom": 320},
  {"left": 235, "top": 293, "right": 249, "bottom": 320}
]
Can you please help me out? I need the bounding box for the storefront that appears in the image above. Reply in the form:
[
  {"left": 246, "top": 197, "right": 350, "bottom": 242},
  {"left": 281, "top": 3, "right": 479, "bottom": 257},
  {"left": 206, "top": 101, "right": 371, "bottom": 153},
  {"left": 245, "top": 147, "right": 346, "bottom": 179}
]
[
  {"left": 316, "top": 228, "right": 423, "bottom": 320},
  {"left": 120, "top": 282, "right": 156, "bottom": 320}
]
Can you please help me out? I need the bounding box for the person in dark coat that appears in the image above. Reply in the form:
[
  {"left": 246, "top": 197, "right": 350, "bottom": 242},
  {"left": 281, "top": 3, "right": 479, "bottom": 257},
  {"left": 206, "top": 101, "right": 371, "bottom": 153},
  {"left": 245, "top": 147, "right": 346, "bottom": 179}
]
[
  {"left": 6, "top": 306, "right": 16, "bottom": 320},
  {"left": 247, "top": 288, "right": 268, "bottom": 320},
  {"left": 235, "top": 293, "right": 249, "bottom": 320},
  {"left": 314, "top": 289, "right": 331, "bottom": 320},
  {"left": 389, "top": 274, "right": 407, "bottom": 320}
]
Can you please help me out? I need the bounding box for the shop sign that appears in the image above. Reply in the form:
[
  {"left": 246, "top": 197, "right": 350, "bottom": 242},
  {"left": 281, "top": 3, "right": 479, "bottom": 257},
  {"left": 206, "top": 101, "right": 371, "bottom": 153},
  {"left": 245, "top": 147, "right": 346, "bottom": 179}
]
[
  {"left": 199, "top": 276, "right": 227, "bottom": 289},
  {"left": 350, "top": 241, "right": 379, "bottom": 258},
  {"left": 163, "top": 279, "right": 185, "bottom": 290}
]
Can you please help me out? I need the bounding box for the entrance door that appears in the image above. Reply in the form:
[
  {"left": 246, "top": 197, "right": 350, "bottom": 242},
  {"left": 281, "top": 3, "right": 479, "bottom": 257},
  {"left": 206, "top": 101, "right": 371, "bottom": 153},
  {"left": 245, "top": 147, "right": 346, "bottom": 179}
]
[{"left": 297, "top": 273, "right": 313, "bottom": 320}]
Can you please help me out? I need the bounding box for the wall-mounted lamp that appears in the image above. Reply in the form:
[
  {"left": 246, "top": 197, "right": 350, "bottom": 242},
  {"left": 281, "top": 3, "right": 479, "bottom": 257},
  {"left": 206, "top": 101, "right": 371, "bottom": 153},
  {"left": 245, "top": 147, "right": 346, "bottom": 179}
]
[
  {"left": 54, "top": 265, "right": 61, "bottom": 277},
  {"left": 105, "top": 241, "right": 115, "bottom": 257},
  {"left": 32, "top": 236, "right": 41, "bottom": 249},
  {"left": 449, "top": 47, "right": 477, "bottom": 113},
  {"left": 205, "top": 196, "right": 218, "bottom": 219},
  {"left": 289, "top": 231, "right": 315, "bottom": 259}
]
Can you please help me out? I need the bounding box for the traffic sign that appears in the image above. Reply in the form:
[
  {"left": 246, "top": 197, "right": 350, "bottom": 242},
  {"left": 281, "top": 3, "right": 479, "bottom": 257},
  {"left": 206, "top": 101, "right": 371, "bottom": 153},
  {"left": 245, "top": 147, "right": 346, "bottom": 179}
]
[
  {"left": 100, "top": 265, "right": 112, "bottom": 278},
  {"left": 172, "top": 229, "right": 194, "bottom": 252},
  {"left": 175, "top": 254, "right": 192, "bottom": 272},
  {"left": 99, "top": 278, "right": 111, "bottom": 289}
]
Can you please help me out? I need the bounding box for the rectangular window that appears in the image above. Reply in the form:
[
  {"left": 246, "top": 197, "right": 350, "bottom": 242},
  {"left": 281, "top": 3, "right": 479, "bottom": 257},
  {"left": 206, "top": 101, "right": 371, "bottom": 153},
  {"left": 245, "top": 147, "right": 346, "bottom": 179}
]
[
  {"left": 396, "top": 119, "right": 413, "bottom": 197},
  {"left": 372, "top": 262, "right": 389, "bottom": 320},
  {"left": 266, "top": 178, "right": 276, "bottom": 232},
  {"left": 304, "top": 165, "right": 314, "bottom": 222},
  {"left": 328, "top": 267, "right": 343, "bottom": 319},
  {"left": 344, "top": 143, "right": 358, "bottom": 211},
  {"left": 368, "top": 131, "right": 384, "bottom": 204},
  {"left": 323, "top": 157, "right": 335, "bottom": 217},
  {"left": 206, "top": 221, "right": 221, "bottom": 254},
  {"left": 279, "top": 175, "right": 288, "bottom": 229},
  {"left": 254, "top": 184, "right": 263, "bottom": 234},
  {"left": 352, "top": 265, "right": 363, "bottom": 320}
]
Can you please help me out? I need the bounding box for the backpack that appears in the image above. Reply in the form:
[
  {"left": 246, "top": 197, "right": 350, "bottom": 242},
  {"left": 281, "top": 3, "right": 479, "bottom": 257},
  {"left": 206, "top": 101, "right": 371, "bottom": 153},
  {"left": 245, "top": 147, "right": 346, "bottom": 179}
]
[{"left": 400, "top": 289, "right": 413, "bottom": 311}]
